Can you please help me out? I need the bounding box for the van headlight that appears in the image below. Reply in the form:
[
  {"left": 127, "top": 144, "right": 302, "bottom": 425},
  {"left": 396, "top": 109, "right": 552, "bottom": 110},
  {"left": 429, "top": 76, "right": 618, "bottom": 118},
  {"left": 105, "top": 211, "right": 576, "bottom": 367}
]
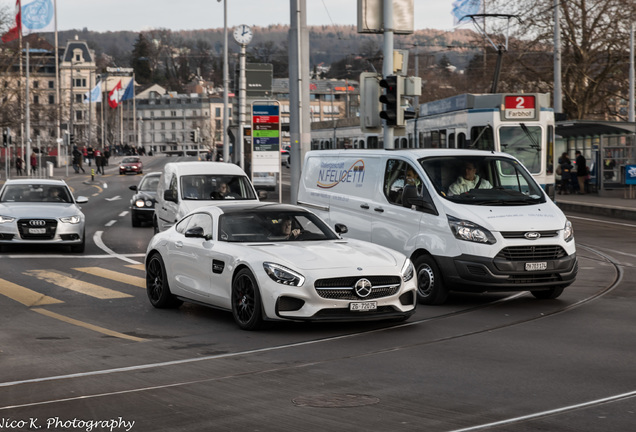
[
  {"left": 448, "top": 215, "right": 496, "bottom": 244},
  {"left": 563, "top": 220, "right": 574, "bottom": 242},
  {"left": 401, "top": 259, "right": 414, "bottom": 282},
  {"left": 263, "top": 262, "right": 305, "bottom": 286},
  {"left": 60, "top": 215, "right": 82, "bottom": 224}
]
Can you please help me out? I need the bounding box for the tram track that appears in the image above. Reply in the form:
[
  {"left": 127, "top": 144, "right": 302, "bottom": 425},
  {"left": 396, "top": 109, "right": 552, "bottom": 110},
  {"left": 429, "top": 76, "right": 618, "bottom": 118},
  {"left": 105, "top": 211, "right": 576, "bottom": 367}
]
[{"left": 0, "top": 244, "right": 621, "bottom": 418}]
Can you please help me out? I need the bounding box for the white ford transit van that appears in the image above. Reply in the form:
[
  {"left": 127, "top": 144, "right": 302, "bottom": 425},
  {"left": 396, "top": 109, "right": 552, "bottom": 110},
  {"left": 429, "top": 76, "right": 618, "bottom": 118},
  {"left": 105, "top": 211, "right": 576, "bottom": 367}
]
[
  {"left": 298, "top": 149, "right": 577, "bottom": 304},
  {"left": 154, "top": 162, "right": 259, "bottom": 233}
]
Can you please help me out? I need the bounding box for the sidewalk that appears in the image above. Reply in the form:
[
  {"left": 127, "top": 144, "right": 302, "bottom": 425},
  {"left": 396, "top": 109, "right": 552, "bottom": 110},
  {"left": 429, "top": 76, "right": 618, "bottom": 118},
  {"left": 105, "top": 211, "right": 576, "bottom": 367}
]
[{"left": 556, "top": 189, "right": 636, "bottom": 221}]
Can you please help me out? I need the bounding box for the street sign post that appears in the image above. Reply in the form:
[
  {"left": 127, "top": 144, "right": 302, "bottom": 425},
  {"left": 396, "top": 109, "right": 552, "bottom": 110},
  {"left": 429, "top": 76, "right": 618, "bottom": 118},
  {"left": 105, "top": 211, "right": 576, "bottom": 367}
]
[{"left": 251, "top": 101, "right": 282, "bottom": 202}]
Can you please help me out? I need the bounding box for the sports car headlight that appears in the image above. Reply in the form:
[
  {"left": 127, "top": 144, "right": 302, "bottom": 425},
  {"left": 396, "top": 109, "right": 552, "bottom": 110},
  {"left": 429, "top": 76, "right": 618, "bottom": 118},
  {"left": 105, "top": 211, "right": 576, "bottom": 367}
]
[
  {"left": 263, "top": 262, "right": 305, "bottom": 287},
  {"left": 563, "top": 219, "right": 574, "bottom": 242},
  {"left": 60, "top": 215, "right": 82, "bottom": 224},
  {"left": 448, "top": 215, "right": 496, "bottom": 244},
  {"left": 401, "top": 259, "right": 414, "bottom": 282},
  {"left": 0, "top": 215, "right": 15, "bottom": 224}
]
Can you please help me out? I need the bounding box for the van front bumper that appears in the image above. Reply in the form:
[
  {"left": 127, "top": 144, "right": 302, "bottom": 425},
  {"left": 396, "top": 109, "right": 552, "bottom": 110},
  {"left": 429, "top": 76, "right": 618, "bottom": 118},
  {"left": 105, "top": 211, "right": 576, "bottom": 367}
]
[{"left": 438, "top": 252, "right": 578, "bottom": 292}]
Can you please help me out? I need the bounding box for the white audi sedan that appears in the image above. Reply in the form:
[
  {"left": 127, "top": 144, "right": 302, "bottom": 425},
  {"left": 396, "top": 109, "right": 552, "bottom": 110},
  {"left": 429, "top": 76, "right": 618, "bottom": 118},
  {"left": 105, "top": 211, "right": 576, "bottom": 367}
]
[
  {"left": 0, "top": 179, "right": 88, "bottom": 253},
  {"left": 145, "top": 203, "right": 417, "bottom": 330}
]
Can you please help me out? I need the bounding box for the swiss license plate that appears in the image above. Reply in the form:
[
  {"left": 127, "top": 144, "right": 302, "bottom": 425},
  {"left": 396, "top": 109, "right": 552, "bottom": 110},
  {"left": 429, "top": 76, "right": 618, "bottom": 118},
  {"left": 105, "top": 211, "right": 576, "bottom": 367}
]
[
  {"left": 28, "top": 228, "right": 46, "bottom": 234},
  {"left": 525, "top": 262, "right": 547, "bottom": 271},
  {"left": 349, "top": 301, "right": 377, "bottom": 311}
]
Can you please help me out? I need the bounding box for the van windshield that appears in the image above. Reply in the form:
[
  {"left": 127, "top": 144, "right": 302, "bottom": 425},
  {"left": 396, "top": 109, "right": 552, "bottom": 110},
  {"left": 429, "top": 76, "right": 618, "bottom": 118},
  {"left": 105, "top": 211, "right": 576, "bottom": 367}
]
[
  {"left": 419, "top": 155, "right": 546, "bottom": 206},
  {"left": 180, "top": 175, "right": 257, "bottom": 201}
]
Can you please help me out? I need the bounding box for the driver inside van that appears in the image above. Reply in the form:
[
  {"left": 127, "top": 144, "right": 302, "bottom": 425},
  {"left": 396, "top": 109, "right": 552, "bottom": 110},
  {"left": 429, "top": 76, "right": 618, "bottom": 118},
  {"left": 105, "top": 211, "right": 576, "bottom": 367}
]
[{"left": 447, "top": 161, "right": 492, "bottom": 196}]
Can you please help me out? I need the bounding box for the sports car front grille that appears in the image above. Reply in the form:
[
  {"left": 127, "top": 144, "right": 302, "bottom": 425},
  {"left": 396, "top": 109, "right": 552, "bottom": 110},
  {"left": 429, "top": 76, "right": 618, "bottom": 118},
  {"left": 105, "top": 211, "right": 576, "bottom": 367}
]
[
  {"left": 496, "top": 245, "right": 566, "bottom": 261},
  {"left": 314, "top": 275, "right": 401, "bottom": 300},
  {"left": 17, "top": 218, "right": 57, "bottom": 240}
]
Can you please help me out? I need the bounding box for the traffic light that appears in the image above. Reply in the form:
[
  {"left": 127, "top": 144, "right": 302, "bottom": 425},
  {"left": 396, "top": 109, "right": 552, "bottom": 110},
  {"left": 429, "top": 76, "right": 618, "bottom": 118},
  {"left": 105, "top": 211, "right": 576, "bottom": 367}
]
[
  {"left": 190, "top": 130, "right": 199, "bottom": 142},
  {"left": 379, "top": 75, "right": 400, "bottom": 126},
  {"left": 69, "top": 134, "right": 75, "bottom": 145},
  {"left": 190, "top": 131, "right": 195, "bottom": 142},
  {"left": 2, "top": 128, "right": 7, "bottom": 147}
]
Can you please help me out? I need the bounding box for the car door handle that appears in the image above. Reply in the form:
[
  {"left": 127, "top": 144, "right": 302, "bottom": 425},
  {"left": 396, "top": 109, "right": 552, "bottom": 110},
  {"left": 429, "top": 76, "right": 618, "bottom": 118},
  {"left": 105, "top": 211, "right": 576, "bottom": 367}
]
[
  {"left": 374, "top": 207, "right": 384, "bottom": 213},
  {"left": 175, "top": 241, "right": 183, "bottom": 248},
  {"left": 360, "top": 204, "right": 369, "bottom": 210}
]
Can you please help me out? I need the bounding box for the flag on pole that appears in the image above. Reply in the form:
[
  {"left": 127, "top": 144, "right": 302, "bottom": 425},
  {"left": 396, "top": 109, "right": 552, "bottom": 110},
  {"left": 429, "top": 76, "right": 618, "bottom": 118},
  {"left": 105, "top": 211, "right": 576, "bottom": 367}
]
[
  {"left": 108, "top": 80, "right": 122, "bottom": 108},
  {"left": 21, "top": 0, "right": 55, "bottom": 36},
  {"left": 84, "top": 81, "right": 102, "bottom": 104},
  {"left": 120, "top": 79, "right": 135, "bottom": 102},
  {"left": 451, "top": 0, "right": 481, "bottom": 25},
  {"left": 1, "top": 0, "right": 21, "bottom": 43}
]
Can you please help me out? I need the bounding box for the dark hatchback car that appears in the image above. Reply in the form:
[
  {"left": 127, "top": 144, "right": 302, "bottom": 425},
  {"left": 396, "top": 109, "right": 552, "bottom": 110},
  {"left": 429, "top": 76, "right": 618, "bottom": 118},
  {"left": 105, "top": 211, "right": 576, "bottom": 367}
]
[
  {"left": 119, "top": 156, "right": 143, "bottom": 175},
  {"left": 129, "top": 172, "right": 161, "bottom": 227}
]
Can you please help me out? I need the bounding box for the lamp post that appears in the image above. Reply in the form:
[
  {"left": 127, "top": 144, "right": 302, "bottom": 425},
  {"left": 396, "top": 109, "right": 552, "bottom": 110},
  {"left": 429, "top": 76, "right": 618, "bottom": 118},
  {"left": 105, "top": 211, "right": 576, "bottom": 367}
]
[{"left": 218, "top": 0, "right": 230, "bottom": 163}]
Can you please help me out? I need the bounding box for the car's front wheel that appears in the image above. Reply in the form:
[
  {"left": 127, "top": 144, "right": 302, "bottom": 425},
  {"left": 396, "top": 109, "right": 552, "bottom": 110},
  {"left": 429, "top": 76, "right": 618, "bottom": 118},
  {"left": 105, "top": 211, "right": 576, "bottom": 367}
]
[
  {"left": 414, "top": 254, "right": 448, "bottom": 305},
  {"left": 146, "top": 252, "right": 182, "bottom": 308},
  {"left": 232, "top": 268, "right": 264, "bottom": 330}
]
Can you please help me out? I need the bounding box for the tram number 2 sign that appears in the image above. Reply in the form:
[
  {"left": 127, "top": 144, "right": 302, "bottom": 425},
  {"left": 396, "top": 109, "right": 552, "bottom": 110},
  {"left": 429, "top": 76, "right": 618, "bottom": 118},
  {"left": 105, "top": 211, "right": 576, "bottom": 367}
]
[{"left": 503, "top": 95, "right": 537, "bottom": 120}]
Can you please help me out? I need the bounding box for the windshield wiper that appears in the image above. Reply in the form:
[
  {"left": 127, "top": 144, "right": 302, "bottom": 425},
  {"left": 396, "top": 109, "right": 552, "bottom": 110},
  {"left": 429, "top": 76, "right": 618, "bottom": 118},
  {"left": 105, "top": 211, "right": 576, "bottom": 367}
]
[{"left": 520, "top": 123, "right": 541, "bottom": 151}]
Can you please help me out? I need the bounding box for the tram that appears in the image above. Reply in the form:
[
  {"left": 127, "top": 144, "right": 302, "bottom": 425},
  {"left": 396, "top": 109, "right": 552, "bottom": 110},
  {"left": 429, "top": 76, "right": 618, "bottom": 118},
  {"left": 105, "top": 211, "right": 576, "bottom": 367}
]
[{"left": 311, "top": 93, "right": 556, "bottom": 195}]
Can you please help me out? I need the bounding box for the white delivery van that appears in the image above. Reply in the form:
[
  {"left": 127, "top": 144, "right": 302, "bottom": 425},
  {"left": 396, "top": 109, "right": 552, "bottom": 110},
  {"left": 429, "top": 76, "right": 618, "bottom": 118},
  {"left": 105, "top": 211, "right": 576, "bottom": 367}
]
[
  {"left": 298, "top": 149, "right": 577, "bottom": 305},
  {"left": 154, "top": 162, "right": 259, "bottom": 233}
]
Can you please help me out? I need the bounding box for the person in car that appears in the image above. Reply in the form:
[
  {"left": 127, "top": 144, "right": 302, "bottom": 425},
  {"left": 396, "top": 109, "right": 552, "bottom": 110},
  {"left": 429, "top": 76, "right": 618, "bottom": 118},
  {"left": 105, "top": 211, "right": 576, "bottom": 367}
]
[{"left": 447, "top": 161, "right": 492, "bottom": 196}]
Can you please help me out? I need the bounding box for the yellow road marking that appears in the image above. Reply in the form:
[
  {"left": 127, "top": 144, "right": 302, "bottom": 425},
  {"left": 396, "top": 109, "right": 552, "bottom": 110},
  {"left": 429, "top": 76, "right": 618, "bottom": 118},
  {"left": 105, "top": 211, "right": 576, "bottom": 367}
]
[
  {"left": 24, "top": 270, "right": 132, "bottom": 299},
  {"left": 74, "top": 267, "right": 145, "bottom": 289},
  {"left": 32, "top": 308, "right": 146, "bottom": 342},
  {"left": 126, "top": 264, "right": 145, "bottom": 272},
  {"left": 0, "top": 279, "right": 63, "bottom": 306}
]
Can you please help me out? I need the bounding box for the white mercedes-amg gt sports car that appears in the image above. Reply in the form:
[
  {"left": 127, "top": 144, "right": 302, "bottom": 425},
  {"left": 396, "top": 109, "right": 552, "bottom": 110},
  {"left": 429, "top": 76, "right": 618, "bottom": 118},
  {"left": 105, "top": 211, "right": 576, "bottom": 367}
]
[{"left": 145, "top": 203, "right": 417, "bottom": 330}]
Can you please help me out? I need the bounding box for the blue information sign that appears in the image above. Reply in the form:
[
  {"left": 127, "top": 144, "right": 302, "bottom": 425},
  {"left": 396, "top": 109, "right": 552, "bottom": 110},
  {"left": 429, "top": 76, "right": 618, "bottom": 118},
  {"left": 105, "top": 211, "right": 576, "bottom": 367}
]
[{"left": 625, "top": 165, "right": 636, "bottom": 185}]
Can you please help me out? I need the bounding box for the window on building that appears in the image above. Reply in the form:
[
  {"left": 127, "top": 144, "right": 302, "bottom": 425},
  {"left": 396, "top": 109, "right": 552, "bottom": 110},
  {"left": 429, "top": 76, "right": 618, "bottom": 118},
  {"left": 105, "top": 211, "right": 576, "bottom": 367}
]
[
  {"left": 161, "top": 122, "right": 165, "bottom": 130},
  {"left": 215, "top": 107, "right": 221, "bottom": 117},
  {"left": 171, "top": 122, "right": 176, "bottom": 129},
  {"left": 75, "top": 110, "right": 83, "bottom": 121},
  {"left": 48, "top": 95, "right": 55, "bottom": 104},
  {"left": 48, "top": 81, "right": 54, "bottom": 89},
  {"left": 33, "top": 95, "right": 39, "bottom": 104},
  {"left": 33, "top": 81, "right": 39, "bottom": 89},
  {"left": 75, "top": 94, "right": 83, "bottom": 103},
  {"left": 171, "top": 111, "right": 177, "bottom": 117}
]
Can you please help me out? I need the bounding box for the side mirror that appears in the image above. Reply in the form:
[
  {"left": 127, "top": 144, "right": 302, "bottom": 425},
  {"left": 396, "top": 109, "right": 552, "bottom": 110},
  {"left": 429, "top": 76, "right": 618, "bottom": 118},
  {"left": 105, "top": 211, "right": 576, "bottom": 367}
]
[
  {"left": 184, "top": 226, "right": 205, "bottom": 238},
  {"left": 334, "top": 223, "right": 348, "bottom": 235},
  {"left": 129, "top": 185, "right": 138, "bottom": 191},
  {"left": 75, "top": 196, "right": 88, "bottom": 204},
  {"left": 164, "top": 189, "right": 178, "bottom": 203}
]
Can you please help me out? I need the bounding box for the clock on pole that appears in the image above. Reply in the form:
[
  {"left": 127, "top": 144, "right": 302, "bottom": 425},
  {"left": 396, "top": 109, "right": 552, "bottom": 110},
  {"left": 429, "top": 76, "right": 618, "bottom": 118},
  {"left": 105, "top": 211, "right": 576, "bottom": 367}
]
[{"left": 233, "top": 24, "right": 253, "bottom": 45}]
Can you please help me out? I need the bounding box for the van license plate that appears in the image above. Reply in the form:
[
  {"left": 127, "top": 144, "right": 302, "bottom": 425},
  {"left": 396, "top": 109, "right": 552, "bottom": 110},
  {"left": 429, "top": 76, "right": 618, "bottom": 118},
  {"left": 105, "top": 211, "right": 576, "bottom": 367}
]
[
  {"left": 350, "top": 302, "right": 377, "bottom": 311},
  {"left": 525, "top": 262, "right": 547, "bottom": 271},
  {"left": 29, "top": 228, "right": 46, "bottom": 234}
]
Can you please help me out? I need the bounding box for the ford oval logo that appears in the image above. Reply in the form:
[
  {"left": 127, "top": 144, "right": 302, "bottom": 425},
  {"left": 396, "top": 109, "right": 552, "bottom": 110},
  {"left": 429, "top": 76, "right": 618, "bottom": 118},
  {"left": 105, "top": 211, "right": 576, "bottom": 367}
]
[
  {"left": 354, "top": 278, "right": 373, "bottom": 298},
  {"left": 29, "top": 220, "right": 46, "bottom": 227},
  {"left": 524, "top": 232, "right": 541, "bottom": 240}
]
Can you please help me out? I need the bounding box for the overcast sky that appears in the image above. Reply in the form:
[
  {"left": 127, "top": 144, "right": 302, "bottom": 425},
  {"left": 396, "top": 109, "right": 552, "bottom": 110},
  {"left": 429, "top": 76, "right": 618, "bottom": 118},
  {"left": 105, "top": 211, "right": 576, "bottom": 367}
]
[{"left": 0, "top": 0, "right": 464, "bottom": 33}]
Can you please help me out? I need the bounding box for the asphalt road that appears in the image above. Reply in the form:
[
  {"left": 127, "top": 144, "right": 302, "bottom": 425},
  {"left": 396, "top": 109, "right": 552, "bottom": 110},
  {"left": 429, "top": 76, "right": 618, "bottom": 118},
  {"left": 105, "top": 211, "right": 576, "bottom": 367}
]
[{"left": 0, "top": 156, "right": 634, "bottom": 432}]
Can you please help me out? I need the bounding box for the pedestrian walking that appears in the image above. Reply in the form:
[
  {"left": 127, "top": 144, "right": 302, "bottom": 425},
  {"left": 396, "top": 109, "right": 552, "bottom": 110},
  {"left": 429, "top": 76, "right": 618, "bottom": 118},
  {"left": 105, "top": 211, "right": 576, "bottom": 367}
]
[
  {"left": 575, "top": 150, "right": 587, "bottom": 194},
  {"left": 15, "top": 156, "right": 23, "bottom": 176},
  {"left": 94, "top": 149, "right": 103, "bottom": 174},
  {"left": 30, "top": 152, "right": 37, "bottom": 175}
]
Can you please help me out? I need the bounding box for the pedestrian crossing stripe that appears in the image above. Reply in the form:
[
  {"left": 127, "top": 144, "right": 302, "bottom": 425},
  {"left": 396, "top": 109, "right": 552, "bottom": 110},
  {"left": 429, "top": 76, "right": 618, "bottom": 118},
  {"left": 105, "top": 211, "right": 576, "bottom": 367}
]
[
  {"left": 0, "top": 278, "right": 63, "bottom": 307},
  {"left": 24, "top": 270, "right": 132, "bottom": 299},
  {"left": 126, "top": 264, "right": 145, "bottom": 272},
  {"left": 74, "top": 267, "right": 145, "bottom": 289}
]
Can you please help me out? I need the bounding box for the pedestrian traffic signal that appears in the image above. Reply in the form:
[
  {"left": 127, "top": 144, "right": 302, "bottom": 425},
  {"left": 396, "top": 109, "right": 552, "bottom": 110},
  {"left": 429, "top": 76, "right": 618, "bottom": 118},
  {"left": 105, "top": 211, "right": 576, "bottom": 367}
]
[{"left": 379, "top": 75, "right": 400, "bottom": 127}]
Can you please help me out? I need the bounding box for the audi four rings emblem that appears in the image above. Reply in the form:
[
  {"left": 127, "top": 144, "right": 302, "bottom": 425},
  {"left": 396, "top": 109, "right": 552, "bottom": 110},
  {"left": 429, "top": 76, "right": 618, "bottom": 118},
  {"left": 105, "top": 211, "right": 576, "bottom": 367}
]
[
  {"left": 354, "top": 278, "right": 373, "bottom": 298},
  {"left": 29, "top": 220, "right": 46, "bottom": 227}
]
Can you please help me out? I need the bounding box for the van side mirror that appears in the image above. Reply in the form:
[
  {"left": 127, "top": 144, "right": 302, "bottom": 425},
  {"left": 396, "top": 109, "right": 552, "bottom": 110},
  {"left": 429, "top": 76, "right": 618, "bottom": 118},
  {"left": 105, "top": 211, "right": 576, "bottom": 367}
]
[
  {"left": 129, "top": 185, "right": 138, "bottom": 191},
  {"left": 164, "top": 189, "right": 178, "bottom": 203},
  {"left": 334, "top": 223, "right": 348, "bottom": 235}
]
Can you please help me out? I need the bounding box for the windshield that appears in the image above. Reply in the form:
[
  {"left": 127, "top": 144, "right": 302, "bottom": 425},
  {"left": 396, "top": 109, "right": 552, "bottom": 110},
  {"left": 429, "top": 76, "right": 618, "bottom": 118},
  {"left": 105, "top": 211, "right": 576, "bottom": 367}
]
[
  {"left": 498, "top": 125, "right": 542, "bottom": 174},
  {"left": 419, "top": 155, "right": 546, "bottom": 206},
  {"left": 139, "top": 175, "right": 160, "bottom": 192},
  {"left": 180, "top": 175, "right": 257, "bottom": 201},
  {"left": 0, "top": 184, "right": 72, "bottom": 203},
  {"left": 219, "top": 210, "right": 339, "bottom": 242}
]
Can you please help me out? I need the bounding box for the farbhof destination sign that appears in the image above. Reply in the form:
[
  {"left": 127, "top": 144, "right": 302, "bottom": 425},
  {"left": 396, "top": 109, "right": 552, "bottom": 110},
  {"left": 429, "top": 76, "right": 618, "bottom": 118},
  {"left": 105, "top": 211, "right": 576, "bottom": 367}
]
[{"left": 252, "top": 105, "right": 280, "bottom": 151}]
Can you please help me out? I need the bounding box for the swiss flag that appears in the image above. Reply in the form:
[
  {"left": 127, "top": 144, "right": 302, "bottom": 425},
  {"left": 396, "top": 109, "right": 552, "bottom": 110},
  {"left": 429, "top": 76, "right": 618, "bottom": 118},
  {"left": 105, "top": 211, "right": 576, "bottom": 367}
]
[{"left": 108, "top": 80, "right": 122, "bottom": 108}]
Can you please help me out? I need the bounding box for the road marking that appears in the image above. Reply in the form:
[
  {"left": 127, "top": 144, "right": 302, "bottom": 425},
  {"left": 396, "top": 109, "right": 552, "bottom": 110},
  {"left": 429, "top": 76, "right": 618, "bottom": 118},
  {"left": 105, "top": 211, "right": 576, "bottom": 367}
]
[
  {"left": 105, "top": 195, "right": 121, "bottom": 201},
  {"left": 32, "top": 308, "right": 146, "bottom": 342},
  {"left": 126, "top": 264, "right": 145, "bottom": 272},
  {"left": 2, "top": 253, "right": 145, "bottom": 259},
  {"left": 93, "top": 231, "right": 142, "bottom": 264},
  {"left": 0, "top": 279, "right": 63, "bottom": 306},
  {"left": 119, "top": 211, "right": 128, "bottom": 217},
  {"left": 74, "top": 267, "right": 145, "bottom": 289},
  {"left": 24, "top": 270, "right": 132, "bottom": 299},
  {"left": 105, "top": 220, "right": 117, "bottom": 227}
]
